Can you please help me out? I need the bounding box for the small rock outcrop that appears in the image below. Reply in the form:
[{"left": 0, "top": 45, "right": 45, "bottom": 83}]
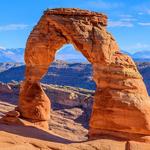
[
  {"left": 0, "top": 82, "right": 12, "bottom": 93},
  {"left": 43, "top": 84, "right": 94, "bottom": 109},
  {"left": 9, "top": 8, "right": 150, "bottom": 142}
]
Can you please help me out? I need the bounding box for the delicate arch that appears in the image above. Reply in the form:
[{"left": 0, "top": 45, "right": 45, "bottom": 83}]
[{"left": 19, "top": 8, "right": 150, "bottom": 140}]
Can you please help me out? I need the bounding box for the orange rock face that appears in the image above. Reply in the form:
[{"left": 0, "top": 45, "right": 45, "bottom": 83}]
[
  {"left": 19, "top": 81, "right": 50, "bottom": 121},
  {"left": 18, "top": 8, "right": 150, "bottom": 140}
]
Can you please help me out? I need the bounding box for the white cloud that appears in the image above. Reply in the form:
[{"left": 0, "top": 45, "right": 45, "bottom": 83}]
[
  {"left": 133, "top": 43, "right": 150, "bottom": 49},
  {"left": 108, "top": 20, "right": 133, "bottom": 27},
  {"left": 113, "top": 14, "right": 137, "bottom": 27},
  {"left": 120, "top": 18, "right": 137, "bottom": 22},
  {"left": 134, "top": 2, "right": 150, "bottom": 15},
  {"left": 138, "top": 22, "right": 150, "bottom": 26},
  {"left": 87, "top": 0, "right": 123, "bottom": 9},
  {"left": 118, "top": 14, "right": 138, "bottom": 22},
  {"left": 119, "top": 14, "right": 133, "bottom": 18},
  {"left": 123, "top": 43, "right": 150, "bottom": 53},
  {"left": 0, "top": 24, "right": 29, "bottom": 31}
]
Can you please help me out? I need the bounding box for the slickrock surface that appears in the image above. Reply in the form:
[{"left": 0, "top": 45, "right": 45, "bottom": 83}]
[
  {"left": 14, "top": 7, "right": 150, "bottom": 142},
  {"left": 0, "top": 101, "right": 150, "bottom": 150},
  {"left": 0, "top": 82, "right": 94, "bottom": 139}
]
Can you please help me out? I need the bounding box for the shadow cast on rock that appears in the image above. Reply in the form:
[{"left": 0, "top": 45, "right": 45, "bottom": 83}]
[
  {"left": 74, "top": 107, "right": 92, "bottom": 129},
  {"left": 0, "top": 123, "right": 74, "bottom": 144}
]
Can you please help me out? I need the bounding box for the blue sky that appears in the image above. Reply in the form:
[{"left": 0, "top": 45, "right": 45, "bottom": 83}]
[{"left": 0, "top": 0, "right": 150, "bottom": 53}]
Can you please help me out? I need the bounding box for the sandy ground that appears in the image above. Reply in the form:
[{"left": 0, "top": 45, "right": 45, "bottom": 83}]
[
  {"left": 0, "top": 101, "right": 92, "bottom": 150},
  {"left": 0, "top": 101, "right": 150, "bottom": 150}
]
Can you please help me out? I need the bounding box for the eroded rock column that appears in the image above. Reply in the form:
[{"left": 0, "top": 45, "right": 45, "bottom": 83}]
[{"left": 89, "top": 52, "right": 150, "bottom": 141}]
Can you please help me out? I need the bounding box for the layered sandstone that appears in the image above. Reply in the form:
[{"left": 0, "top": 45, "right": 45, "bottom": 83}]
[{"left": 10, "top": 8, "right": 150, "bottom": 141}]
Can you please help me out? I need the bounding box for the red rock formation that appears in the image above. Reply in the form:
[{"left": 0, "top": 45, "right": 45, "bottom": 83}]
[{"left": 17, "top": 8, "right": 150, "bottom": 141}]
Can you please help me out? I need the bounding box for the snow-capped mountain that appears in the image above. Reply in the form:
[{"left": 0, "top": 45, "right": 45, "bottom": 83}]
[
  {"left": 0, "top": 48, "right": 24, "bottom": 62},
  {"left": 122, "top": 50, "right": 150, "bottom": 62},
  {"left": 56, "top": 44, "right": 88, "bottom": 62},
  {"left": 132, "top": 51, "right": 150, "bottom": 59},
  {"left": 0, "top": 45, "right": 88, "bottom": 63},
  {"left": 0, "top": 46, "right": 150, "bottom": 62}
]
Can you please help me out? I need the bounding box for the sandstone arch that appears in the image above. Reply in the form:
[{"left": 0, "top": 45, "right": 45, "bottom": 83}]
[{"left": 19, "top": 8, "right": 150, "bottom": 140}]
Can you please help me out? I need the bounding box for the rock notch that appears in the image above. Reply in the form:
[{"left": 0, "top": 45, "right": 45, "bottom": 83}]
[{"left": 14, "top": 8, "right": 150, "bottom": 141}]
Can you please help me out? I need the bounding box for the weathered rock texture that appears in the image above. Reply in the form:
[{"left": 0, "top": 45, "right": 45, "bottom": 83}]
[
  {"left": 18, "top": 8, "right": 150, "bottom": 141},
  {"left": 43, "top": 84, "right": 94, "bottom": 109}
]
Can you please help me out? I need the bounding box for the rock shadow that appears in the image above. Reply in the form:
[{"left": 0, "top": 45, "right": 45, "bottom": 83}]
[{"left": 0, "top": 124, "right": 74, "bottom": 144}]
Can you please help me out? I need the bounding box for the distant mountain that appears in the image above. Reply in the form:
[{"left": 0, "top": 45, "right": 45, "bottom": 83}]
[
  {"left": 132, "top": 51, "right": 150, "bottom": 59},
  {"left": 0, "top": 62, "right": 23, "bottom": 72},
  {"left": 0, "top": 48, "right": 24, "bottom": 62},
  {"left": 121, "top": 50, "right": 132, "bottom": 57},
  {"left": 0, "top": 61, "right": 95, "bottom": 90},
  {"left": 0, "top": 46, "right": 150, "bottom": 63},
  {"left": 56, "top": 45, "right": 88, "bottom": 62},
  {"left": 0, "top": 45, "right": 88, "bottom": 63},
  {"left": 132, "top": 51, "right": 150, "bottom": 62},
  {"left": 137, "top": 62, "right": 150, "bottom": 95},
  {"left": 1, "top": 61, "right": 150, "bottom": 95},
  {"left": 122, "top": 50, "right": 150, "bottom": 62}
]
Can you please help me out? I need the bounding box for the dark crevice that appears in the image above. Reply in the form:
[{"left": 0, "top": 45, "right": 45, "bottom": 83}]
[
  {"left": 125, "top": 141, "right": 130, "bottom": 150},
  {"left": 91, "top": 26, "right": 97, "bottom": 53},
  {"left": 56, "top": 29, "right": 69, "bottom": 43},
  {"left": 47, "top": 22, "right": 69, "bottom": 44}
]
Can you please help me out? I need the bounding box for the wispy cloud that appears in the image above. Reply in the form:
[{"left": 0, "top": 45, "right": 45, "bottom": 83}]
[
  {"left": 0, "top": 24, "right": 29, "bottom": 31},
  {"left": 108, "top": 13, "right": 137, "bottom": 28},
  {"left": 123, "top": 43, "right": 150, "bottom": 53},
  {"left": 142, "top": 8, "right": 150, "bottom": 15},
  {"left": 120, "top": 18, "right": 137, "bottom": 22},
  {"left": 133, "top": 43, "right": 150, "bottom": 49},
  {"left": 119, "top": 14, "right": 133, "bottom": 18},
  {"left": 147, "top": 9, "right": 150, "bottom": 14},
  {"left": 86, "top": 0, "right": 123, "bottom": 9},
  {"left": 140, "top": 9, "right": 150, "bottom": 15},
  {"left": 108, "top": 20, "right": 133, "bottom": 27},
  {"left": 118, "top": 14, "right": 137, "bottom": 22},
  {"left": 138, "top": 22, "right": 150, "bottom": 26},
  {"left": 134, "top": 2, "right": 150, "bottom": 15}
]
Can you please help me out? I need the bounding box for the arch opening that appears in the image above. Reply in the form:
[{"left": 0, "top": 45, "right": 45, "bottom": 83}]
[
  {"left": 42, "top": 44, "right": 96, "bottom": 90},
  {"left": 40, "top": 44, "right": 96, "bottom": 136}
]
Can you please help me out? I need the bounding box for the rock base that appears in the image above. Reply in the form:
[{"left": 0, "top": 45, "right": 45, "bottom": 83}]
[
  {"left": 0, "top": 109, "right": 49, "bottom": 129},
  {"left": 89, "top": 128, "right": 150, "bottom": 143}
]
